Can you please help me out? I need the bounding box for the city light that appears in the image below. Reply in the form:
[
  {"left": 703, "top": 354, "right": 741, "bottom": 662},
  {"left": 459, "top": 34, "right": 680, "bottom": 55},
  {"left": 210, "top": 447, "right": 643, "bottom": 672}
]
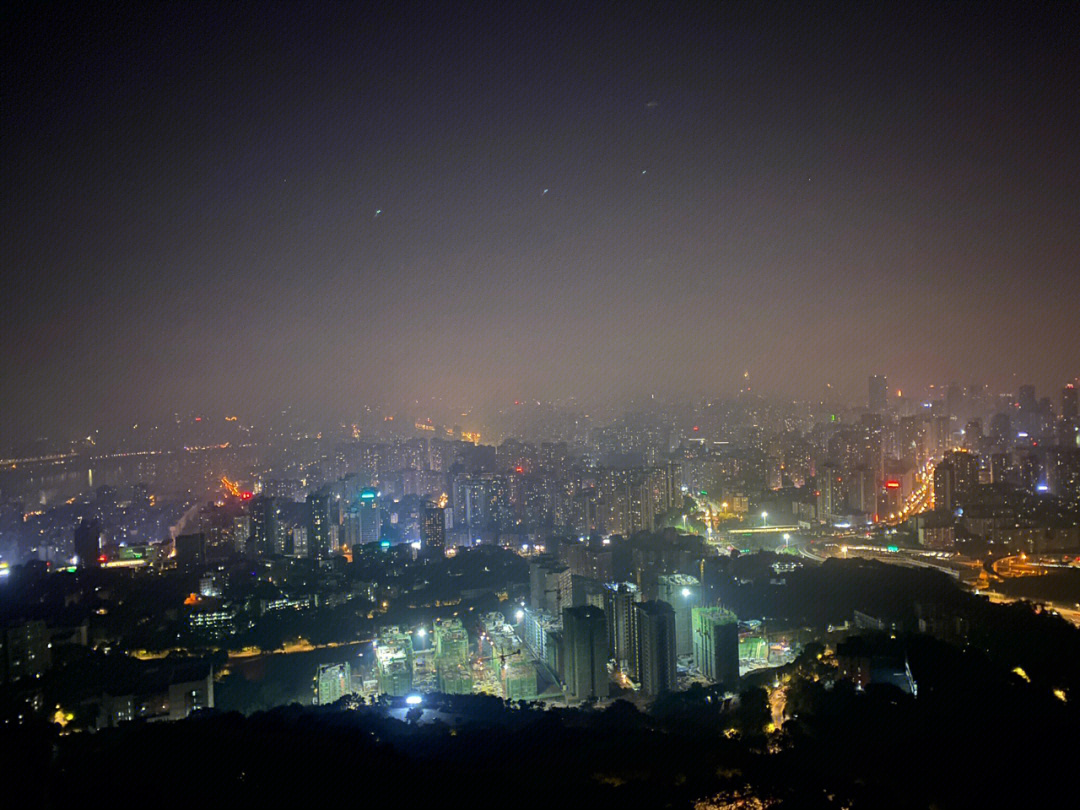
[{"left": 405, "top": 695, "right": 423, "bottom": 706}]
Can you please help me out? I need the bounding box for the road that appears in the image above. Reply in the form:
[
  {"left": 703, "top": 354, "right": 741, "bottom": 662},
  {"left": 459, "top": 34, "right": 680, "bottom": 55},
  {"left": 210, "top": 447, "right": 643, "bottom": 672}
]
[{"left": 978, "top": 590, "right": 1080, "bottom": 628}]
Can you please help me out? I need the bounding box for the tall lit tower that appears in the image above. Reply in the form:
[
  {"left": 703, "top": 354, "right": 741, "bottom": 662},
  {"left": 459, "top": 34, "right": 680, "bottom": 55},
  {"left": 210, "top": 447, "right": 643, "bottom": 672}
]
[
  {"left": 421, "top": 501, "right": 446, "bottom": 558},
  {"left": 307, "top": 490, "right": 330, "bottom": 559}
]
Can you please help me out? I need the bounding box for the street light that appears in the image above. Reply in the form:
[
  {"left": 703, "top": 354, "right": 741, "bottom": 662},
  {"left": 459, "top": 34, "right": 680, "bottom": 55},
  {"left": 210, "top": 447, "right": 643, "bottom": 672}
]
[
  {"left": 515, "top": 609, "right": 524, "bottom": 622},
  {"left": 761, "top": 511, "right": 768, "bottom": 527},
  {"left": 682, "top": 588, "right": 691, "bottom": 598}
]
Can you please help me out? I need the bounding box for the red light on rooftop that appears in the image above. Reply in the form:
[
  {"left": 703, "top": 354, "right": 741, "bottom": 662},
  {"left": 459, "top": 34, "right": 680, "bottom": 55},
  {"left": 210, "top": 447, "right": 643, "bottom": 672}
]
[
  {"left": 886, "top": 480, "right": 900, "bottom": 489},
  {"left": 195, "top": 417, "right": 202, "bottom": 422},
  {"left": 98, "top": 554, "right": 107, "bottom": 562},
  {"left": 515, "top": 466, "right": 524, "bottom": 474},
  {"left": 692, "top": 426, "right": 699, "bottom": 432},
  {"left": 241, "top": 491, "right": 253, "bottom": 500}
]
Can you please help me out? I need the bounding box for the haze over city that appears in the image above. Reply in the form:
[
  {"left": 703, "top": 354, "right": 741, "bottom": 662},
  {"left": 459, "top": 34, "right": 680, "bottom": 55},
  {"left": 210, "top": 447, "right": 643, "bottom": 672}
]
[{"left": 4, "top": 3, "right": 1078, "bottom": 445}]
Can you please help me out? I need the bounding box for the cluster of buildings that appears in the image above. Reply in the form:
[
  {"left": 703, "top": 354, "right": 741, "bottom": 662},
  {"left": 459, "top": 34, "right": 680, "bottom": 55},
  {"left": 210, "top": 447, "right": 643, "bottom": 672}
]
[{"left": 520, "top": 553, "right": 739, "bottom": 702}]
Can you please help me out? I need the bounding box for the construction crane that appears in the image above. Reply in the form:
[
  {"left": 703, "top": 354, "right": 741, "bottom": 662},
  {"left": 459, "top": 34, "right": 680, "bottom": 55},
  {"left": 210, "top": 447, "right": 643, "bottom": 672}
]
[{"left": 475, "top": 630, "right": 523, "bottom": 671}]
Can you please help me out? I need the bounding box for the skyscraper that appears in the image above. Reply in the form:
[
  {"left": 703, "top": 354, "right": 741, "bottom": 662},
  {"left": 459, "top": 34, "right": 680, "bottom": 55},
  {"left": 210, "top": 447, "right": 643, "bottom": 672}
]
[
  {"left": 602, "top": 581, "right": 641, "bottom": 675},
  {"left": 562, "top": 605, "right": 608, "bottom": 702},
  {"left": 306, "top": 490, "right": 330, "bottom": 559},
  {"left": 869, "top": 375, "right": 888, "bottom": 414},
  {"left": 358, "top": 488, "right": 381, "bottom": 544},
  {"left": 421, "top": 501, "right": 446, "bottom": 558},
  {"left": 250, "top": 496, "right": 278, "bottom": 557},
  {"left": 692, "top": 607, "right": 739, "bottom": 687},
  {"left": 933, "top": 449, "right": 979, "bottom": 511},
  {"left": 633, "top": 601, "right": 677, "bottom": 697}
]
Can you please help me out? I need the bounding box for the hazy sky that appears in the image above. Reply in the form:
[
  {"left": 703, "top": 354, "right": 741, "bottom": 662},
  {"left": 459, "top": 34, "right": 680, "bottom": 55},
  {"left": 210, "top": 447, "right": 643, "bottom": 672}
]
[{"left": 4, "top": 2, "right": 1079, "bottom": 443}]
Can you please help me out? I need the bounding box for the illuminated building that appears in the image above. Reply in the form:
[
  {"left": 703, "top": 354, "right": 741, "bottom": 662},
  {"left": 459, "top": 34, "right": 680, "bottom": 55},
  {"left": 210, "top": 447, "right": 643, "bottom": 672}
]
[
  {"left": 375, "top": 626, "right": 414, "bottom": 696},
  {"left": 188, "top": 606, "right": 236, "bottom": 639},
  {"left": 434, "top": 618, "right": 473, "bottom": 694},
  {"left": 315, "top": 662, "right": 352, "bottom": 705},
  {"left": 656, "top": 574, "right": 699, "bottom": 657},
  {"left": 250, "top": 496, "right": 279, "bottom": 556},
  {"left": 602, "top": 581, "right": 641, "bottom": 676},
  {"left": 521, "top": 607, "right": 557, "bottom": 660},
  {"left": 290, "top": 525, "right": 308, "bottom": 558},
  {"left": 562, "top": 605, "right": 608, "bottom": 701},
  {"left": 933, "top": 449, "right": 979, "bottom": 510},
  {"left": 421, "top": 501, "right": 446, "bottom": 558},
  {"left": 359, "top": 488, "right": 382, "bottom": 544},
  {"left": 434, "top": 618, "right": 469, "bottom": 663},
  {"left": 307, "top": 490, "right": 330, "bottom": 559},
  {"left": 692, "top": 607, "right": 739, "bottom": 687},
  {"left": 633, "top": 600, "right": 676, "bottom": 696}
]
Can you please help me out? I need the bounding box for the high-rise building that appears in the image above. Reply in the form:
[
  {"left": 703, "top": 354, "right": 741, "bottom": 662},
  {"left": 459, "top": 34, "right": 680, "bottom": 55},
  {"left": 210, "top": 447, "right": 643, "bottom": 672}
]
[
  {"left": 433, "top": 618, "right": 473, "bottom": 694},
  {"left": 656, "top": 574, "right": 700, "bottom": 657},
  {"left": 602, "top": 582, "right": 641, "bottom": 675},
  {"left": 250, "top": 496, "right": 279, "bottom": 556},
  {"left": 306, "top": 490, "right": 330, "bottom": 559},
  {"left": 521, "top": 607, "right": 558, "bottom": 661},
  {"left": 73, "top": 518, "right": 102, "bottom": 567},
  {"left": 358, "top": 488, "right": 381, "bottom": 544},
  {"left": 934, "top": 449, "right": 979, "bottom": 511},
  {"left": 562, "top": 605, "right": 608, "bottom": 702},
  {"left": 1064, "top": 384, "right": 1078, "bottom": 421},
  {"left": 869, "top": 375, "right": 888, "bottom": 414},
  {"left": 530, "top": 557, "right": 572, "bottom": 615},
  {"left": 374, "top": 627, "right": 413, "bottom": 696},
  {"left": 692, "top": 607, "right": 739, "bottom": 687},
  {"left": 945, "top": 383, "right": 963, "bottom": 420},
  {"left": 633, "top": 601, "right": 677, "bottom": 697},
  {"left": 434, "top": 618, "right": 469, "bottom": 663},
  {"left": 1018, "top": 384, "right": 1038, "bottom": 433},
  {"left": 421, "top": 502, "right": 446, "bottom": 558},
  {"left": 315, "top": 662, "right": 351, "bottom": 705}
]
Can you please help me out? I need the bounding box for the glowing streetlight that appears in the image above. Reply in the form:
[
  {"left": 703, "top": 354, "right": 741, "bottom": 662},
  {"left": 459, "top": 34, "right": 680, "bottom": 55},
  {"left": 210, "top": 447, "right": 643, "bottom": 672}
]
[
  {"left": 761, "top": 511, "right": 768, "bottom": 527},
  {"left": 515, "top": 609, "right": 524, "bottom": 622}
]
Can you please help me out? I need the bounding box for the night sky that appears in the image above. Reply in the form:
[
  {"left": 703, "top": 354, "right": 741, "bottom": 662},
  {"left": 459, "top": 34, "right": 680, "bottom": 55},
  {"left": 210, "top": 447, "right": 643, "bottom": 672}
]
[{"left": 4, "top": 2, "right": 1079, "bottom": 443}]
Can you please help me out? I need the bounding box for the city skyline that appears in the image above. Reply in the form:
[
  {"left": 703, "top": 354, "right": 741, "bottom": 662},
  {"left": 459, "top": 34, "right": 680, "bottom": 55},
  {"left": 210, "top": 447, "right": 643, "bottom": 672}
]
[{"left": 4, "top": 3, "right": 1079, "bottom": 444}]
